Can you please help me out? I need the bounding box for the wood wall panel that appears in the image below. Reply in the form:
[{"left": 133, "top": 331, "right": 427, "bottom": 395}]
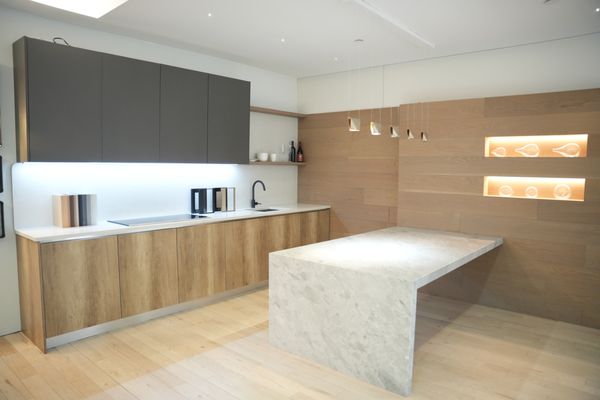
[
  {"left": 299, "top": 88, "right": 600, "bottom": 329},
  {"left": 299, "top": 114, "right": 398, "bottom": 239}
]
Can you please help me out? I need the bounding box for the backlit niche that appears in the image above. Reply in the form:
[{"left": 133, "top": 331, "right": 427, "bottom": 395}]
[
  {"left": 483, "top": 134, "right": 587, "bottom": 202},
  {"left": 485, "top": 134, "right": 588, "bottom": 158}
]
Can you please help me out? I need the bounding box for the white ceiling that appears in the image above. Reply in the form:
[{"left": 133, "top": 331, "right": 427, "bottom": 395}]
[{"left": 1, "top": 0, "right": 599, "bottom": 77}]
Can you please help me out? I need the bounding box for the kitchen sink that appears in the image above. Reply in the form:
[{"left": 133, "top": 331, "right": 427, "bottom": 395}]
[{"left": 251, "top": 208, "right": 279, "bottom": 212}]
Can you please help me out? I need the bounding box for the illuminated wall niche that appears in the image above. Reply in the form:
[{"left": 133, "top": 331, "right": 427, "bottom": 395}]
[
  {"left": 484, "top": 176, "right": 585, "bottom": 202},
  {"left": 485, "top": 134, "right": 588, "bottom": 158}
]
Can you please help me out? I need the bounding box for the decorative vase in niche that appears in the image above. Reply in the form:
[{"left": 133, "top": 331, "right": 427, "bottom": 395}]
[
  {"left": 515, "top": 143, "right": 540, "bottom": 157},
  {"left": 553, "top": 184, "right": 572, "bottom": 200},
  {"left": 552, "top": 142, "right": 580, "bottom": 158},
  {"left": 491, "top": 146, "right": 507, "bottom": 157},
  {"left": 525, "top": 186, "right": 538, "bottom": 198},
  {"left": 499, "top": 185, "right": 514, "bottom": 197}
]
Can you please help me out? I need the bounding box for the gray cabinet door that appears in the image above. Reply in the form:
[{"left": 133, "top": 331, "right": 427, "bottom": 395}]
[
  {"left": 27, "top": 39, "right": 102, "bottom": 161},
  {"left": 160, "top": 65, "right": 208, "bottom": 163},
  {"left": 102, "top": 54, "right": 160, "bottom": 162},
  {"left": 207, "top": 75, "right": 250, "bottom": 164}
]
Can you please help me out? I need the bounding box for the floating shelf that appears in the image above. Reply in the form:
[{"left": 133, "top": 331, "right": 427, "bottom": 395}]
[
  {"left": 250, "top": 106, "right": 306, "bottom": 118},
  {"left": 484, "top": 176, "right": 585, "bottom": 202},
  {"left": 250, "top": 161, "right": 306, "bottom": 166},
  {"left": 485, "top": 134, "right": 588, "bottom": 158}
]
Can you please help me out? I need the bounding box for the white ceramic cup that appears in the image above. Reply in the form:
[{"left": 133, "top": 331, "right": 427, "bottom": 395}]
[
  {"left": 269, "top": 153, "right": 277, "bottom": 162},
  {"left": 257, "top": 152, "right": 269, "bottom": 162}
]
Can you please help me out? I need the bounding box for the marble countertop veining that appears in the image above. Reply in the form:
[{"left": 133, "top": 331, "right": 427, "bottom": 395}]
[
  {"left": 16, "top": 203, "right": 330, "bottom": 243},
  {"left": 272, "top": 226, "right": 503, "bottom": 288}
]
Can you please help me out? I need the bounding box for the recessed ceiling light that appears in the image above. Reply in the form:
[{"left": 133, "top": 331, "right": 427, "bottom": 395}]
[
  {"left": 596, "top": 7, "right": 600, "bottom": 12},
  {"left": 280, "top": 38, "right": 286, "bottom": 43},
  {"left": 30, "top": 0, "right": 128, "bottom": 18},
  {"left": 334, "top": 57, "right": 339, "bottom": 62},
  {"left": 207, "top": 12, "right": 212, "bottom": 17}
]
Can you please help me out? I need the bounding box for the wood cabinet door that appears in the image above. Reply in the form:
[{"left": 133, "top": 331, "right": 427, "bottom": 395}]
[
  {"left": 41, "top": 237, "right": 121, "bottom": 337},
  {"left": 316, "top": 210, "right": 331, "bottom": 242},
  {"left": 160, "top": 65, "right": 209, "bottom": 163},
  {"left": 264, "top": 214, "right": 301, "bottom": 280},
  {"left": 207, "top": 74, "right": 250, "bottom": 164},
  {"left": 177, "top": 223, "right": 226, "bottom": 302},
  {"left": 25, "top": 38, "right": 102, "bottom": 162},
  {"left": 225, "top": 218, "right": 267, "bottom": 288},
  {"left": 118, "top": 229, "right": 178, "bottom": 316}
]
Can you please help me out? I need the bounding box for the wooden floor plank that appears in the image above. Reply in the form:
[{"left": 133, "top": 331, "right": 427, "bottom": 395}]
[{"left": 1, "top": 289, "right": 599, "bottom": 400}]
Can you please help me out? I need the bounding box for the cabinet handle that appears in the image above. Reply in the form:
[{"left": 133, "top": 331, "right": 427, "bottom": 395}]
[{"left": 0, "top": 201, "right": 5, "bottom": 239}]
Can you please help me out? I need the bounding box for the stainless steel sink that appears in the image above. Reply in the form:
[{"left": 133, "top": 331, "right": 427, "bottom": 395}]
[{"left": 251, "top": 208, "right": 279, "bottom": 212}]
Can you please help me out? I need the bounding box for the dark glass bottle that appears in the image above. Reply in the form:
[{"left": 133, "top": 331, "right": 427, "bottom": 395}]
[
  {"left": 297, "top": 142, "right": 304, "bottom": 162},
  {"left": 289, "top": 140, "right": 296, "bottom": 162}
]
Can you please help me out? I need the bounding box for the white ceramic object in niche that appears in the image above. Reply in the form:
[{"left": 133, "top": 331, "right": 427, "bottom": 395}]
[
  {"left": 525, "top": 186, "right": 538, "bottom": 198},
  {"left": 553, "top": 184, "right": 572, "bottom": 200},
  {"left": 552, "top": 142, "right": 581, "bottom": 157},
  {"left": 491, "top": 147, "right": 507, "bottom": 157},
  {"left": 499, "top": 185, "right": 514, "bottom": 197},
  {"left": 515, "top": 143, "right": 540, "bottom": 157}
]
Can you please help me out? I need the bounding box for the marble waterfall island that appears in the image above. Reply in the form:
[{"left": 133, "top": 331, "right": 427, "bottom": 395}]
[{"left": 269, "top": 227, "right": 503, "bottom": 396}]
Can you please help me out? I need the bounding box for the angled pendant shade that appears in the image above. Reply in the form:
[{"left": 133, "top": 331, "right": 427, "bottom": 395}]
[
  {"left": 348, "top": 117, "right": 361, "bottom": 132},
  {"left": 370, "top": 121, "right": 382, "bottom": 136}
]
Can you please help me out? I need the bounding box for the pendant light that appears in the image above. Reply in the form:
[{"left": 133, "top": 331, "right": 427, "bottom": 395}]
[
  {"left": 406, "top": 103, "right": 414, "bottom": 139},
  {"left": 390, "top": 103, "right": 400, "bottom": 138},
  {"left": 347, "top": 39, "right": 363, "bottom": 133},
  {"left": 370, "top": 66, "right": 384, "bottom": 136},
  {"left": 421, "top": 102, "right": 429, "bottom": 142}
]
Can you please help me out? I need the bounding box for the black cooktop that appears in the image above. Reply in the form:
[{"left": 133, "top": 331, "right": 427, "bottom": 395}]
[{"left": 108, "top": 214, "right": 207, "bottom": 226}]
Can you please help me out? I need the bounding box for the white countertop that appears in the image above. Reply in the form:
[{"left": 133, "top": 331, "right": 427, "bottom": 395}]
[
  {"left": 272, "top": 226, "right": 502, "bottom": 288},
  {"left": 16, "top": 203, "right": 330, "bottom": 243}
]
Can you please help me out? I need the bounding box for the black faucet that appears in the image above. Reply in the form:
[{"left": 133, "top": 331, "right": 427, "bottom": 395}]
[{"left": 251, "top": 180, "right": 266, "bottom": 208}]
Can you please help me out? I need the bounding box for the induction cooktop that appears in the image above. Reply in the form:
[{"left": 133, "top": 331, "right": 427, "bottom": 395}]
[{"left": 108, "top": 214, "right": 207, "bottom": 226}]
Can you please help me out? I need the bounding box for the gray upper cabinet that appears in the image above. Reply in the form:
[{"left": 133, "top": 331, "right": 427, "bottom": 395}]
[
  {"left": 13, "top": 37, "right": 251, "bottom": 164},
  {"left": 160, "top": 65, "right": 208, "bottom": 163},
  {"left": 13, "top": 37, "right": 102, "bottom": 162},
  {"left": 102, "top": 54, "right": 160, "bottom": 162},
  {"left": 207, "top": 75, "right": 250, "bottom": 164}
]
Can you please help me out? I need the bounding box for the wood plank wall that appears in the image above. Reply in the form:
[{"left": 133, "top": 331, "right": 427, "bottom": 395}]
[
  {"left": 298, "top": 88, "right": 600, "bottom": 329},
  {"left": 298, "top": 111, "right": 399, "bottom": 239}
]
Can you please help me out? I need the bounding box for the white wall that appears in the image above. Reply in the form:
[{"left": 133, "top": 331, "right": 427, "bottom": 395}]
[
  {"left": 298, "top": 33, "right": 600, "bottom": 114},
  {"left": 0, "top": 6, "right": 298, "bottom": 335}
]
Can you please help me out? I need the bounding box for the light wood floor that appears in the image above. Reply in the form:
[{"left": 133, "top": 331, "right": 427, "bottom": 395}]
[{"left": 1, "top": 289, "right": 599, "bottom": 400}]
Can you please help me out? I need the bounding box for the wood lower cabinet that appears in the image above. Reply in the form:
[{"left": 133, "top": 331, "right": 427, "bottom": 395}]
[
  {"left": 41, "top": 237, "right": 121, "bottom": 337},
  {"left": 300, "top": 210, "right": 330, "bottom": 245},
  {"left": 17, "top": 209, "right": 330, "bottom": 352},
  {"left": 118, "top": 229, "right": 179, "bottom": 316},
  {"left": 224, "top": 217, "right": 267, "bottom": 288},
  {"left": 16, "top": 235, "right": 121, "bottom": 352},
  {"left": 177, "top": 223, "right": 226, "bottom": 302}
]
